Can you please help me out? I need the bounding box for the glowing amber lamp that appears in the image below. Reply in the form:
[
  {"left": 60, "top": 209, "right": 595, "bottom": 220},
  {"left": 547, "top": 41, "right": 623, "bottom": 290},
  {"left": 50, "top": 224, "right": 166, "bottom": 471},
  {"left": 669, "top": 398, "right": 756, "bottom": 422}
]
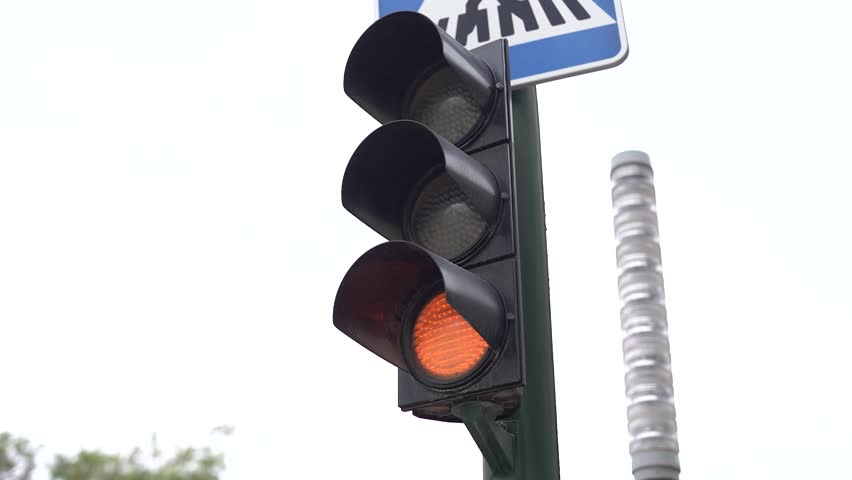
[{"left": 412, "top": 292, "right": 488, "bottom": 380}]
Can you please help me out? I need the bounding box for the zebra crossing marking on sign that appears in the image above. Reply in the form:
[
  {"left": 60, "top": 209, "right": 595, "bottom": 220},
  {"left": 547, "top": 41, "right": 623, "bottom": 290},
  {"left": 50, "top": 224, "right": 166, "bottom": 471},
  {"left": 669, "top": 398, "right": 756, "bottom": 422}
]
[{"left": 377, "top": 0, "right": 628, "bottom": 87}]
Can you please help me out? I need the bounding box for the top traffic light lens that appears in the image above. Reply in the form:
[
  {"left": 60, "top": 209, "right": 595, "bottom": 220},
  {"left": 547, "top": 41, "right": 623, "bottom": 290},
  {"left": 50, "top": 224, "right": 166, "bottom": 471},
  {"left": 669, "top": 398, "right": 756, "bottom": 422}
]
[
  {"left": 412, "top": 292, "right": 489, "bottom": 381},
  {"left": 410, "top": 172, "right": 488, "bottom": 260},
  {"left": 407, "top": 66, "right": 484, "bottom": 145}
]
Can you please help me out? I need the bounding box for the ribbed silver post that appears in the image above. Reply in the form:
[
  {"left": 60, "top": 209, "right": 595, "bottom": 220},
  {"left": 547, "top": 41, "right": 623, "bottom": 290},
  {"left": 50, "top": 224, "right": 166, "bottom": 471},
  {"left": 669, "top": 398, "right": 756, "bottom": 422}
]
[{"left": 610, "top": 151, "right": 680, "bottom": 480}]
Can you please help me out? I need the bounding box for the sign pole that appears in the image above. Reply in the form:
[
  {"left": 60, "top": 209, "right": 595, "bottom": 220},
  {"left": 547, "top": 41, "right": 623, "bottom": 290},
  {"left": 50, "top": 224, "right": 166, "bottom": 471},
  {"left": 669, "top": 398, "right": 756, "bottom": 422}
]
[{"left": 485, "top": 86, "right": 560, "bottom": 480}]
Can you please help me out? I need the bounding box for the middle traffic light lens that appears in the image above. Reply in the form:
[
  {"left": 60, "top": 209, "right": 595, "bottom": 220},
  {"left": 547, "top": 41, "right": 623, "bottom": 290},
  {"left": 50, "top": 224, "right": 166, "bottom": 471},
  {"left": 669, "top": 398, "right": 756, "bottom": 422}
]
[
  {"left": 412, "top": 292, "right": 489, "bottom": 380},
  {"left": 407, "top": 66, "right": 483, "bottom": 145},
  {"left": 410, "top": 172, "right": 488, "bottom": 260}
]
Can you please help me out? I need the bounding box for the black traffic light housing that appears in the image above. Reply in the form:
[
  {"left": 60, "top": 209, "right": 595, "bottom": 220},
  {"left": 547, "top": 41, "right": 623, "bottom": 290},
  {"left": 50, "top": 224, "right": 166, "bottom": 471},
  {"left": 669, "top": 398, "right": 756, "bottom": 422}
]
[
  {"left": 342, "top": 121, "right": 515, "bottom": 266},
  {"left": 335, "top": 11, "right": 523, "bottom": 422},
  {"left": 333, "top": 242, "right": 522, "bottom": 421},
  {"left": 343, "top": 11, "right": 510, "bottom": 152}
]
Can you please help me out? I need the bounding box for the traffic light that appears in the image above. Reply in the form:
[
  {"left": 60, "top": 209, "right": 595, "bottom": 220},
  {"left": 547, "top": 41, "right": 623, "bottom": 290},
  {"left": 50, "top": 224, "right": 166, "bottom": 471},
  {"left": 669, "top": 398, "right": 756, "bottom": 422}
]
[{"left": 334, "top": 11, "right": 521, "bottom": 423}]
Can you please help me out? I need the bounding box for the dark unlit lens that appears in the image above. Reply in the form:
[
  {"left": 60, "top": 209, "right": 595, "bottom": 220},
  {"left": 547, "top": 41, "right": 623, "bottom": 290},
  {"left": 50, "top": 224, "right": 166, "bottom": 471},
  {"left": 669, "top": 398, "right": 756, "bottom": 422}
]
[
  {"left": 407, "top": 66, "right": 482, "bottom": 145},
  {"left": 410, "top": 173, "right": 487, "bottom": 260}
]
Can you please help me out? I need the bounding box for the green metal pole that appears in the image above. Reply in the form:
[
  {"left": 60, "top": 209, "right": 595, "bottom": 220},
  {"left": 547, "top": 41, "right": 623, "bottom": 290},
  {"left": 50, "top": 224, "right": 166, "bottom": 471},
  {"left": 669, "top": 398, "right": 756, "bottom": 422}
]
[{"left": 485, "top": 86, "right": 560, "bottom": 480}]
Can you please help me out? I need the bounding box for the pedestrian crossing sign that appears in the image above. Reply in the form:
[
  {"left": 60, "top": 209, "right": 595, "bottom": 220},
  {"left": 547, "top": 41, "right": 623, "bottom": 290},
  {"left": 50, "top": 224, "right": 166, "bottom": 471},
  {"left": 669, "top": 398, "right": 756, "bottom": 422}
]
[{"left": 377, "top": 0, "right": 628, "bottom": 87}]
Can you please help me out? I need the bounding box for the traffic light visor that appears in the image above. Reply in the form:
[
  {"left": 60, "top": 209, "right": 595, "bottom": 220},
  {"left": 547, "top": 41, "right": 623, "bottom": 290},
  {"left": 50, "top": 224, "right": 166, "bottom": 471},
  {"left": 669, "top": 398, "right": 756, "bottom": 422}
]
[
  {"left": 342, "top": 121, "right": 501, "bottom": 262},
  {"left": 344, "top": 11, "right": 496, "bottom": 147},
  {"left": 333, "top": 242, "right": 507, "bottom": 380}
]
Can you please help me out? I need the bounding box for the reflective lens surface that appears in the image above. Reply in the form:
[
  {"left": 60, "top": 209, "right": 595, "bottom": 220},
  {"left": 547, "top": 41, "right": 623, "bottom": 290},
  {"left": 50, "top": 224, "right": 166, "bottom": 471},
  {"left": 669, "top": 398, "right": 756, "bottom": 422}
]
[
  {"left": 412, "top": 292, "right": 488, "bottom": 380},
  {"left": 410, "top": 173, "right": 487, "bottom": 260},
  {"left": 408, "top": 66, "right": 483, "bottom": 145}
]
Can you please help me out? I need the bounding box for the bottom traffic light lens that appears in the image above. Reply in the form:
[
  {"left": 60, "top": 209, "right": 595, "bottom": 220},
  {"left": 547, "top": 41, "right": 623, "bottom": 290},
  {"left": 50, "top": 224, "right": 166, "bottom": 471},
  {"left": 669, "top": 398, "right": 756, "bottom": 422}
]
[
  {"left": 407, "top": 65, "right": 483, "bottom": 145},
  {"left": 410, "top": 173, "right": 488, "bottom": 260},
  {"left": 412, "top": 292, "right": 489, "bottom": 381}
]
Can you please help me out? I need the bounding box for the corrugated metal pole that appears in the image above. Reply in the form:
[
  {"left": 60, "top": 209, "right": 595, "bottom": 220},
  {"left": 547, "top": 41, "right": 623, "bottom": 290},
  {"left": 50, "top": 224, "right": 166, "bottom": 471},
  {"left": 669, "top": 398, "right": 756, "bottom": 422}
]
[{"left": 610, "top": 151, "right": 681, "bottom": 480}]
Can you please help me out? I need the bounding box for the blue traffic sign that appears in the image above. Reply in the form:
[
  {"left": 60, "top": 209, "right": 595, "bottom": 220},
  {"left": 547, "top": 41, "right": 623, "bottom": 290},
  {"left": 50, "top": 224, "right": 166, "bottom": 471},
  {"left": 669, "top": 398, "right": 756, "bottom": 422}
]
[{"left": 377, "top": 0, "right": 628, "bottom": 87}]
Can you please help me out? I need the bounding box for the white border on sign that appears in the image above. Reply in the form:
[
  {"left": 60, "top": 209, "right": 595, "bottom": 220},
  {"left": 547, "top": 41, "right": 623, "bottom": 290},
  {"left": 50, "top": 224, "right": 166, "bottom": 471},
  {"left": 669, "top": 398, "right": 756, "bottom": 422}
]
[{"left": 511, "top": 0, "right": 629, "bottom": 87}]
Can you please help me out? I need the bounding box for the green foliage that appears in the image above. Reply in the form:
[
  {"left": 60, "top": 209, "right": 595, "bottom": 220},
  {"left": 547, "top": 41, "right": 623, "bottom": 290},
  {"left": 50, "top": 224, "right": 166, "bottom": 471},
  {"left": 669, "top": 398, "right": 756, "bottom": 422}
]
[
  {"left": 0, "top": 433, "right": 37, "bottom": 480},
  {"left": 2, "top": 429, "right": 231, "bottom": 480},
  {"left": 50, "top": 447, "right": 224, "bottom": 480}
]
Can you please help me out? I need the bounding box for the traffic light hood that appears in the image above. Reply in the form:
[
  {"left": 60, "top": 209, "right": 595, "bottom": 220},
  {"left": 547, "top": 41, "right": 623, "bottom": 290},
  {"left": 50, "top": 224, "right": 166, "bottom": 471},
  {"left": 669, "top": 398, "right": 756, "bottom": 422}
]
[
  {"left": 342, "top": 120, "right": 501, "bottom": 255},
  {"left": 343, "top": 11, "right": 496, "bottom": 144},
  {"left": 333, "top": 241, "right": 507, "bottom": 374}
]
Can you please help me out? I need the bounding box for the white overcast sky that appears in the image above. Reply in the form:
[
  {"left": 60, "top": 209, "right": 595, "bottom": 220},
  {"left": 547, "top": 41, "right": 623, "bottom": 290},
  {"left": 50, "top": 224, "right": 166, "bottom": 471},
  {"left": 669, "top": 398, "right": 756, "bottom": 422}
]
[{"left": 1, "top": 1, "right": 851, "bottom": 479}]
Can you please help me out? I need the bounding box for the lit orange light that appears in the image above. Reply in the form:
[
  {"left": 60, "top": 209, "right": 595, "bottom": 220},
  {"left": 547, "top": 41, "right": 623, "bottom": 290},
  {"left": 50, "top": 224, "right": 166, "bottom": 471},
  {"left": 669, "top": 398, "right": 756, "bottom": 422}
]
[{"left": 412, "top": 292, "right": 488, "bottom": 380}]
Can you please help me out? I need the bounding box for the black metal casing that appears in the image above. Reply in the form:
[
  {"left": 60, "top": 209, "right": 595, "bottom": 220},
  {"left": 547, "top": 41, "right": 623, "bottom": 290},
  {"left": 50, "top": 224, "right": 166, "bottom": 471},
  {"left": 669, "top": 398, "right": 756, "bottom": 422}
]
[
  {"left": 334, "top": 241, "right": 508, "bottom": 370},
  {"left": 343, "top": 11, "right": 510, "bottom": 153},
  {"left": 342, "top": 123, "right": 515, "bottom": 267},
  {"left": 336, "top": 12, "right": 524, "bottom": 422}
]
